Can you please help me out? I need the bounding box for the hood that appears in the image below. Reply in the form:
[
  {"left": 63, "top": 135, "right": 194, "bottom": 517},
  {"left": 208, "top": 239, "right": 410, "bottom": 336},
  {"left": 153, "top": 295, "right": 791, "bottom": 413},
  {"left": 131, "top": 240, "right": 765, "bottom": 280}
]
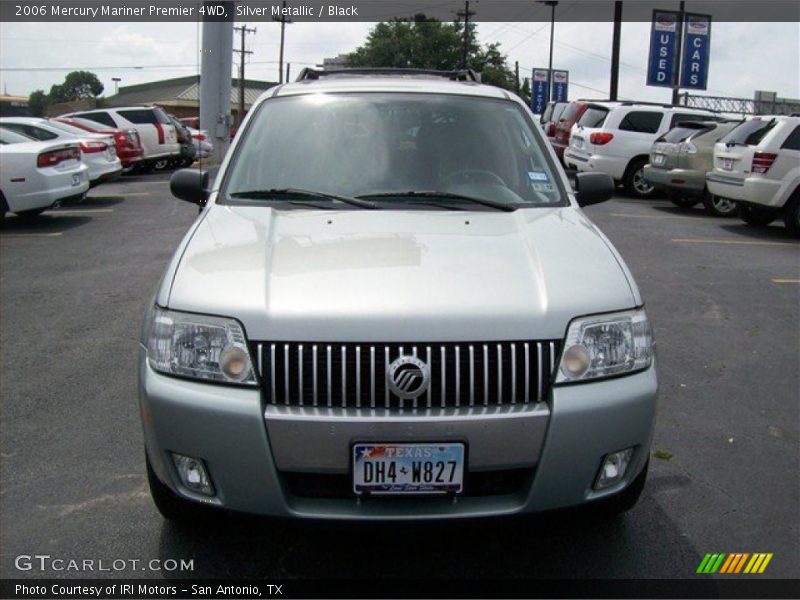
[{"left": 165, "top": 205, "right": 637, "bottom": 341}]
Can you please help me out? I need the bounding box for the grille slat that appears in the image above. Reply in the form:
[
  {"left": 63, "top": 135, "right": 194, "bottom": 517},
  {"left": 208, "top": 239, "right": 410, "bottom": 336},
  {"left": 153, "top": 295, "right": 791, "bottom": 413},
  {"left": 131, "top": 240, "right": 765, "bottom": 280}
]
[{"left": 256, "top": 340, "right": 560, "bottom": 411}]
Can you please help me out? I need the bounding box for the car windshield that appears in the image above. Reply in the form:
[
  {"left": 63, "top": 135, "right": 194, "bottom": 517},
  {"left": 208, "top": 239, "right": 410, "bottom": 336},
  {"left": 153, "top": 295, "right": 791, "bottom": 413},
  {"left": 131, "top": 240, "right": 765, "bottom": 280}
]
[
  {"left": 224, "top": 93, "right": 565, "bottom": 207},
  {"left": 720, "top": 118, "right": 776, "bottom": 146}
]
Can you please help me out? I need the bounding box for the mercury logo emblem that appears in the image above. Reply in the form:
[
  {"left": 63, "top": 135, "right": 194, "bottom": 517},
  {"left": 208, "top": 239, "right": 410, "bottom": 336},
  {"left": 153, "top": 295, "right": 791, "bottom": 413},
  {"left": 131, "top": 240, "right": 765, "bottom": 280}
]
[{"left": 387, "top": 356, "right": 430, "bottom": 400}]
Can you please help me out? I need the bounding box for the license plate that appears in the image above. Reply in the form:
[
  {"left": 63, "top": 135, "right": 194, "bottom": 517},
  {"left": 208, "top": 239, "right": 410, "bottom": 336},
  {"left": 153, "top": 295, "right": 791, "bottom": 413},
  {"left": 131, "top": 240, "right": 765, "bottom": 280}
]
[
  {"left": 722, "top": 157, "right": 733, "bottom": 171},
  {"left": 653, "top": 153, "right": 665, "bottom": 166},
  {"left": 71, "top": 173, "right": 81, "bottom": 186},
  {"left": 353, "top": 443, "right": 465, "bottom": 495},
  {"left": 573, "top": 137, "right": 584, "bottom": 149}
]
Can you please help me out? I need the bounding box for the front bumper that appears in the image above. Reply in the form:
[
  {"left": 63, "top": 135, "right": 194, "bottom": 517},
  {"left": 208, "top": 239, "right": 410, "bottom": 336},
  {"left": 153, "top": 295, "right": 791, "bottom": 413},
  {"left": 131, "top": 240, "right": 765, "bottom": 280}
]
[
  {"left": 643, "top": 165, "right": 706, "bottom": 196},
  {"left": 139, "top": 347, "right": 657, "bottom": 519}
]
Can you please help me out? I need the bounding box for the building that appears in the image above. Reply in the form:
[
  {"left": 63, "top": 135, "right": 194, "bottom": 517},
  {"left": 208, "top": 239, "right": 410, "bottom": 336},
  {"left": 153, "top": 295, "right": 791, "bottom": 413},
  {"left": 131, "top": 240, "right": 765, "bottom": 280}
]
[
  {"left": 46, "top": 75, "right": 277, "bottom": 120},
  {"left": 0, "top": 94, "right": 30, "bottom": 116}
]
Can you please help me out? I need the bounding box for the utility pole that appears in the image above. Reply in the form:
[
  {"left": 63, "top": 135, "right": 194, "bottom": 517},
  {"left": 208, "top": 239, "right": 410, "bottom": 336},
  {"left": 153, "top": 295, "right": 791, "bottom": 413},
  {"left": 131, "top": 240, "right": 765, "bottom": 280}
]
[
  {"left": 273, "top": 0, "right": 293, "bottom": 83},
  {"left": 515, "top": 61, "right": 520, "bottom": 94},
  {"left": 672, "top": 0, "right": 685, "bottom": 105},
  {"left": 538, "top": 1, "right": 558, "bottom": 105},
  {"left": 200, "top": 2, "right": 234, "bottom": 163},
  {"left": 609, "top": 1, "right": 622, "bottom": 100},
  {"left": 285, "top": 62, "right": 291, "bottom": 82},
  {"left": 233, "top": 24, "right": 256, "bottom": 126},
  {"left": 457, "top": 1, "right": 476, "bottom": 70}
]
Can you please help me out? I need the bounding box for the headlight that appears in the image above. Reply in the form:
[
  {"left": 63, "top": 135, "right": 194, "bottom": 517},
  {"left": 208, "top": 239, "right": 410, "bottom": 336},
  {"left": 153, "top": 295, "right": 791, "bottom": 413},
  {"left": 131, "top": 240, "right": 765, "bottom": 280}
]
[
  {"left": 556, "top": 308, "right": 653, "bottom": 383},
  {"left": 146, "top": 306, "right": 257, "bottom": 386}
]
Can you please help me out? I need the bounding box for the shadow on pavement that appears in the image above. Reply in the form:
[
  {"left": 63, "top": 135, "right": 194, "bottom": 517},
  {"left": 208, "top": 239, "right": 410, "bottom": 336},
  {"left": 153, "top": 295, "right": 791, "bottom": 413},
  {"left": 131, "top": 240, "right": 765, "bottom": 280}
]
[
  {"left": 0, "top": 214, "right": 92, "bottom": 234},
  {"left": 718, "top": 222, "right": 797, "bottom": 243},
  {"left": 70, "top": 196, "right": 126, "bottom": 208}
]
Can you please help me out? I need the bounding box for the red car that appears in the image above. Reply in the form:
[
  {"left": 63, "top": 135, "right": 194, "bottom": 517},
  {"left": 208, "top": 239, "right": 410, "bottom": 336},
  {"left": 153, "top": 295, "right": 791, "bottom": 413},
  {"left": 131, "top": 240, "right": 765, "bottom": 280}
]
[
  {"left": 552, "top": 101, "right": 590, "bottom": 161},
  {"left": 54, "top": 116, "right": 144, "bottom": 169}
]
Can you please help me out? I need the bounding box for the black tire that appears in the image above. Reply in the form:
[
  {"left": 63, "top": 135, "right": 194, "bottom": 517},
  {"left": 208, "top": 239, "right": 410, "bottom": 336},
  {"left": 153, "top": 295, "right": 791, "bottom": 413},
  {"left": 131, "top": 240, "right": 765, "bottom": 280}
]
[
  {"left": 152, "top": 158, "right": 171, "bottom": 171},
  {"left": 594, "top": 459, "right": 649, "bottom": 516},
  {"left": 0, "top": 192, "right": 8, "bottom": 221},
  {"left": 738, "top": 204, "right": 777, "bottom": 227},
  {"left": 669, "top": 196, "right": 700, "bottom": 209},
  {"left": 16, "top": 207, "right": 47, "bottom": 218},
  {"left": 138, "top": 161, "right": 156, "bottom": 174},
  {"left": 702, "top": 191, "right": 737, "bottom": 217},
  {"left": 783, "top": 192, "right": 800, "bottom": 239},
  {"left": 146, "top": 451, "right": 219, "bottom": 523},
  {"left": 623, "top": 158, "right": 657, "bottom": 199}
]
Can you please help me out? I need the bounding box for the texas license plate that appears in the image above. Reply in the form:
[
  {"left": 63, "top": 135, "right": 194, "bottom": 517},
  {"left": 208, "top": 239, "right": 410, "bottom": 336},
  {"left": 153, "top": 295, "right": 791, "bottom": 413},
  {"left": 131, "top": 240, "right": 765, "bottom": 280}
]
[
  {"left": 722, "top": 158, "right": 733, "bottom": 171},
  {"left": 653, "top": 153, "right": 665, "bottom": 166},
  {"left": 353, "top": 443, "right": 465, "bottom": 495},
  {"left": 71, "top": 174, "right": 81, "bottom": 186},
  {"left": 573, "top": 137, "right": 584, "bottom": 149}
]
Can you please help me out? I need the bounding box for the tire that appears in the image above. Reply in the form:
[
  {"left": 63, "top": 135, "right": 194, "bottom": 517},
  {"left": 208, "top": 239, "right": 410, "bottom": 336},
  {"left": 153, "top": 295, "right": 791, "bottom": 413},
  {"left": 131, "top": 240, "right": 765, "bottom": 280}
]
[
  {"left": 623, "top": 158, "right": 656, "bottom": 199},
  {"left": 0, "top": 192, "right": 8, "bottom": 221},
  {"left": 152, "top": 158, "right": 171, "bottom": 171},
  {"left": 702, "top": 191, "right": 737, "bottom": 217},
  {"left": 16, "top": 207, "right": 47, "bottom": 218},
  {"left": 783, "top": 192, "right": 800, "bottom": 239},
  {"left": 138, "top": 161, "right": 156, "bottom": 174},
  {"left": 738, "top": 204, "right": 777, "bottom": 227},
  {"left": 594, "top": 459, "right": 649, "bottom": 516},
  {"left": 146, "top": 451, "right": 220, "bottom": 523},
  {"left": 669, "top": 196, "right": 700, "bottom": 209}
]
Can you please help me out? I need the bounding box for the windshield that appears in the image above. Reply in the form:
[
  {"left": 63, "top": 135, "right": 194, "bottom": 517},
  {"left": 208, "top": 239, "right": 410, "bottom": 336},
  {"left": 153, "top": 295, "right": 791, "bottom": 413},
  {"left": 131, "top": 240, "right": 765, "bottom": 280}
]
[
  {"left": 720, "top": 118, "right": 776, "bottom": 146},
  {"left": 223, "top": 93, "right": 565, "bottom": 208}
]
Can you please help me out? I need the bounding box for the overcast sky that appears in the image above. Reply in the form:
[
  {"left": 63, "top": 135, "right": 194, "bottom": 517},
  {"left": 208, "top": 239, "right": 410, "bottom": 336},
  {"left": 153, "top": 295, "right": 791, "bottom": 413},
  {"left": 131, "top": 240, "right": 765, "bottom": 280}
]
[{"left": 1, "top": 16, "right": 798, "bottom": 103}]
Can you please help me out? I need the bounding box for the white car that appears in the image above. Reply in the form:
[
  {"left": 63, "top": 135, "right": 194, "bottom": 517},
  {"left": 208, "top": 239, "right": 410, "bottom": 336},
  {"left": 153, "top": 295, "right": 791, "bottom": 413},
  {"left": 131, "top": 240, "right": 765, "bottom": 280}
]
[
  {"left": 62, "top": 106, "right": 180, "bottom": 173},
  {"left": 187, "top": 127, "right": 213, "bottom": 159},
  {"left": 0, "top": 127, "right": 89, "bottom": 218},
  {"left": 0, "top": 117, "right": 122, "bottom": 186},
  {"left": 707, "top": 115, "right": 800, "bottom": 237},
  {"left": 564, "top": 102, "right": 716, "bottom": 198}
]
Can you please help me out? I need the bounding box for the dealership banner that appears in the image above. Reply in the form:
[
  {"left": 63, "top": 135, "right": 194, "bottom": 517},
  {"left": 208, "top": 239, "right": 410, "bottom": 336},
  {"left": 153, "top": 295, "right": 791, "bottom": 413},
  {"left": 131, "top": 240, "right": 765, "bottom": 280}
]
[
  {"left": 531, "top": 68, "right": 550, "bottom": 114},
  {"left": 551, "top": 70, "right": 569, "bottom": 102},
  {"left": 646, "top": 9, "right": 681, "bottom": 87},
  {"left": 680, "top": 13, "right": 712, "bottom": 90}
]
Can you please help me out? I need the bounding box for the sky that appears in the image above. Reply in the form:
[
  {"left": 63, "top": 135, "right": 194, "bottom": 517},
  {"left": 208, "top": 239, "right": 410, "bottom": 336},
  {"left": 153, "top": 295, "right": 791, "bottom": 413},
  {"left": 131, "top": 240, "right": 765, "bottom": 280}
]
[{"left": 1, "top": 15, "right": 798, "bottom": 104}]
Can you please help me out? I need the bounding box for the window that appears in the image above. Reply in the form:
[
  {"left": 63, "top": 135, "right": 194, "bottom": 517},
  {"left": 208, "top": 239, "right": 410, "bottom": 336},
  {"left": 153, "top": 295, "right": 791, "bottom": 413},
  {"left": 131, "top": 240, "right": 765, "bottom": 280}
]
[
  {"left": 669, "top": 112, "right": 716, "bottom": 128},
  {"left": 76, "top": 111, "right": 117, "bottom": 128},
  {"left": 618, "top": 111, "right": 663, "bottom": 134},
  {"left": 659, "top": 124, "right": 713, "bottom": 143},
  {"left": 1, "top": 123, "right": 59, "bottom": 141},
  {"left": 118, "top": 109, "right": 160, "bottom": 125},
  {"left": 780, "top": 125, "right": 800, "bottom": 151},
  {"left": 559, "top": 102, "right": 580, "bottom": 124},
  {"left": 720, "top": 118, "right": 777, "bottom": 146},
  {"left": 578, "top": 106, "right": 609, "bottom": 128}
]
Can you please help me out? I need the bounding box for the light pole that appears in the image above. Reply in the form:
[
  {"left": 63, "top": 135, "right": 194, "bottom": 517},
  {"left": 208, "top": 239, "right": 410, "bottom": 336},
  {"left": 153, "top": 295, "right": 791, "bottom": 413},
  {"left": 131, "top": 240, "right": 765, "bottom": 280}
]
[
  {"left": 538, "top": 1, "right": 558, "bottom": 105},
  {"left": 112, "top": 77, "right": 121, "bottom": 95}
]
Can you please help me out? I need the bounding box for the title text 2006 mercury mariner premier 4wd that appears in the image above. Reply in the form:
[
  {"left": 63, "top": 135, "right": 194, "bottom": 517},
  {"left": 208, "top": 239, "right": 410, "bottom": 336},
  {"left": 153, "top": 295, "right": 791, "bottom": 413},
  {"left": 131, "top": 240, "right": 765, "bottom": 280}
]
[{"left": 139, "top": 68, "right": 657, "bottom": 521}]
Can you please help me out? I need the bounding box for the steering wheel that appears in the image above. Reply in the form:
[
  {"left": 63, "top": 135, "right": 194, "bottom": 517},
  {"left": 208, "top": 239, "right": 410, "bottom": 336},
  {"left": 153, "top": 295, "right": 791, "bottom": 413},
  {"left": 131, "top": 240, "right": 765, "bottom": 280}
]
[{"left": 442, "top": 169, "right": 508, "bottom": 188}]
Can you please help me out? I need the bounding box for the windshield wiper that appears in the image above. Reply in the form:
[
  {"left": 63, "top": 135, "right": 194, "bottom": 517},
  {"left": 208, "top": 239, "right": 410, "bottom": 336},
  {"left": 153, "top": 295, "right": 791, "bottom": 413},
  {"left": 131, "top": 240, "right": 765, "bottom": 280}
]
[
  {"left": 357, "top": 191, "right": 516, "bottom": 212},
  {"left": 229, "top": 188, "right": 379, "bottom": 209}
]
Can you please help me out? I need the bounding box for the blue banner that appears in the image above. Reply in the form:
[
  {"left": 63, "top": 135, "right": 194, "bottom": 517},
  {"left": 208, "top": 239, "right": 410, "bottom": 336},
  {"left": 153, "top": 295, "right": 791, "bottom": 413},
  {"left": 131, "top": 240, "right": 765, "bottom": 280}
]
[
  {"left": 531, "top": 68, "right": 549, "bottom": 114},
  {"left": 646, "top": 9, "right": 681, "bottom": 88},
  {"left": 680, "top": 14, "right": 711, "bottom": 90},
  {"left": 552, "top": 70, "right": 569, "bottom": 102}
]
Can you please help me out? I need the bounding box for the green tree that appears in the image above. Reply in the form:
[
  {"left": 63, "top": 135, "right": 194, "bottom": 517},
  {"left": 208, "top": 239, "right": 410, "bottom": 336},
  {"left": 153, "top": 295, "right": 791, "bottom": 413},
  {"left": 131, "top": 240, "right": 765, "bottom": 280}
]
[
  {"left": 346, "top": 15, "right": 519, "bottom": 94},
  {"left": 28, "top": 89, "right": 48, "bottom": 117},
  {"left": 47, "top": 71, "right": 104, "bottom": 104}
]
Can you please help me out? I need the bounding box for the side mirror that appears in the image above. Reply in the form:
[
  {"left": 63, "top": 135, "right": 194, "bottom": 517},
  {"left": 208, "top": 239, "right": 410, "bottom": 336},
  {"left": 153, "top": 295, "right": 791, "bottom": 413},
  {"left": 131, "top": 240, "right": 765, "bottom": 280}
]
[
  {"left": 170, "top": 169, "right": 209, "bottom": 206},
  {"left": 574, "top": 172, "right": 614, "bottom": 207}
]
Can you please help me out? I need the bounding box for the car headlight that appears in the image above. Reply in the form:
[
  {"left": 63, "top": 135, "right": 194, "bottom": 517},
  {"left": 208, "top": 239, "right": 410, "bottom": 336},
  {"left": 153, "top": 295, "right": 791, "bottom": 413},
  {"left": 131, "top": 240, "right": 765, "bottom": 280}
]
[
  {"left": 145, "top": 306, "right": 257, "bottom": 385},
  {"left": 556, "top": 308, "right": 653, "bottom": 383}
]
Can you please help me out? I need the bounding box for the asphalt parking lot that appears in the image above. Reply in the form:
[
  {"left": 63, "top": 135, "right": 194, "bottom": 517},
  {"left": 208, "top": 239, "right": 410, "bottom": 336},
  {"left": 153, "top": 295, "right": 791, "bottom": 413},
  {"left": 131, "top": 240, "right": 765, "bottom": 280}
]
[{"left": 0, "top": 172, "right": 798, "bottom": 581}]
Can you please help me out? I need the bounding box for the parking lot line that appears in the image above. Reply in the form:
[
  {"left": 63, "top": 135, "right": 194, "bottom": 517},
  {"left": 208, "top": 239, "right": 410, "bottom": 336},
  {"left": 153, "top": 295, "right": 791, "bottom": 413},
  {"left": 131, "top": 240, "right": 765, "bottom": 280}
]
[
  {"left": 612, "top": 212, "right": 698, "bottom": 220},
  {"left": 672, "top": 238, "right": 798, "bottom": 247},
  {"left": 772, "top": 278, "right": 800, "bottom": 284},
  {"left": 96, "top": 192, "right": 151, "bottom": 197},
  {"left": 47, "top": 208, "right": 114, "bottom": 214},
  {"left": 0, "top": 232, "right": 63, "bottom": 238}
]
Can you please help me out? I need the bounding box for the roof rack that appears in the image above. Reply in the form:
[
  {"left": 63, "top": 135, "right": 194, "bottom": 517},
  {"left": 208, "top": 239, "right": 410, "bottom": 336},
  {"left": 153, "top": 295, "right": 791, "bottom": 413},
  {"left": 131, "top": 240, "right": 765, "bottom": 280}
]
[
  {"left": 616, "top": 100, "right": 716, "bottom": 111},
  {"left": 295, "top": 67, "right": 480, "bottom": 83}
]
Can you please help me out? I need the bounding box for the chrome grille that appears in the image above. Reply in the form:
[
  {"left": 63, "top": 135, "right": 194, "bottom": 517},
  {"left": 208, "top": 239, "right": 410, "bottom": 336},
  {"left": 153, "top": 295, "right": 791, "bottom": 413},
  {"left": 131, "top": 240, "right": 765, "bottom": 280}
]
[{"left": 254, "top": 340, "right": 561, "bottom": 409}]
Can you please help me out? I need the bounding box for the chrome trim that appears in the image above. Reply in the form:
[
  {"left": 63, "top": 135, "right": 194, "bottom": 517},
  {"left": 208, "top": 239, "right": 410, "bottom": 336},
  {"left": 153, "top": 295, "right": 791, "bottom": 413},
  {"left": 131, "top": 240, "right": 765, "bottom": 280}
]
[
  {"left": 326, "top": 345, "right": 332, "bottom": 408},
  {"left": 341, "top": 345, "right": 346, "bottom": 408},
  {"left": 312, "top": 344, "right": 318, "bottom": 407},
  {"left": 298, "top": 344, "right": 303, "bottom": 406},
  {"left": 284, "top": 343, "right": 289, "bottom": 406},
  {"left": 483, "top": 344, "right": 489, "bottom": 406},
  {"left": 497, "top": 344, "right": 503, "bottom": 406},
  {"left": 270, "top": 343, "right": 276, "bottom": 403},
  {"left": 524, "top": 343, "right": 530, "bottom": 404},
  {"left": 469, "top": 344, "right": 475, "bottom": 406},
  {"left": 355, "top": 346, "right": 361, "bottom": 408},
  {"left": 536, "top": 342, "right": 543, "bottom": 403},
  {"left": 455, "top": 345, "right": 461, "bottom": 408},
  {"left": 370, "top": 346, "right": 375, "bottom": 409},
  {"left": 511, "top": 343, "right": 516, "bottom": 404}
]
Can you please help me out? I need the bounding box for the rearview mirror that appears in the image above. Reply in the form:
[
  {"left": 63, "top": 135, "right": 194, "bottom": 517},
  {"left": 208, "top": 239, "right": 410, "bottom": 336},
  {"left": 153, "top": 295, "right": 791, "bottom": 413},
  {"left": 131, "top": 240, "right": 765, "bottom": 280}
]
[
  {"left": 170, "top": 169, "right": 209, "bottom": 206},
  {"left": 574, "top": 172, "right": 614, "bottom": 207}
]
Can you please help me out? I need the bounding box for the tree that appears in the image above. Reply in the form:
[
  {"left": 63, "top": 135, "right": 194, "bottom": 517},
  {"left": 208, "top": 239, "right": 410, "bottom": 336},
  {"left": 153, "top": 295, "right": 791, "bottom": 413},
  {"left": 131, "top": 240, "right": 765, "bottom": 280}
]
[
  {"left": 59, "top": 71, "right": 104, "bottom": 101},
  {"left": 345, "top": 15, "right": 519, "bottom": 94},
  {"left": 28, "top": 90, "right": 48, "bottom": 117}
]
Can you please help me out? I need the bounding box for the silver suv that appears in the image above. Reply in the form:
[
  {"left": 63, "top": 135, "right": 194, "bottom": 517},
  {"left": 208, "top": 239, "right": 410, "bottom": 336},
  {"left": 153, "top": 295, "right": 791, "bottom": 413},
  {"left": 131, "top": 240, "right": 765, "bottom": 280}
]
[{"left": 139, "top": 69, "right": 657, "bottom": 522}]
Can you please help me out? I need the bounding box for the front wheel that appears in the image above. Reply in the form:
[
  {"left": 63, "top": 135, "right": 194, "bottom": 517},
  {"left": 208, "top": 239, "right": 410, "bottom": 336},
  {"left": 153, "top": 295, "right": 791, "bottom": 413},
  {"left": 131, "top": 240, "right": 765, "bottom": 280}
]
[
  {"left": 669, "top": 195, "right": 700, "bottom": 209},
  {"left": 702, "top": 192, "right": 737, "bottom": 217},
  {"left": 623, "top": 159, "right": 656, "bottom": 199},
  {"left": 738, "top": 204, "right": 777, "bottom": 227},
  {"left": 783, "top": 193, "right": 800, "bottom": 238}
]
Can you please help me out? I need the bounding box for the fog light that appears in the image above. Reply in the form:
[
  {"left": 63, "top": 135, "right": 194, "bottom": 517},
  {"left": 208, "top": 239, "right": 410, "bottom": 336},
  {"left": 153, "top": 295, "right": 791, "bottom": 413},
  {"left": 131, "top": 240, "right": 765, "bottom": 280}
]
[
  {"left": 172, "top": 453, "right": 215, "bottom": 496},
  {"left": 594, "top": 448, "right": 634, "bottom": 490}
]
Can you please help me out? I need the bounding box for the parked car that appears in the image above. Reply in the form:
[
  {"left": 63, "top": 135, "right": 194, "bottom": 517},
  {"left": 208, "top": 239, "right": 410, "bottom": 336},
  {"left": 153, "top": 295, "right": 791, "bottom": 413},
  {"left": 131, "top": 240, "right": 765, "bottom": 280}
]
[
  {"left": 53, "top": 116, "right": 144, "bottom": 170},
  {"left": 140, "top": 69, "right": 656, "bottom": 524},
  {"left": 0, "top": 126, "right": 89, "bottom": 218},
  {"left": 706, "top": 115, "right": 800, "bottom": 237},
  {"left": 152, "top": 116, "right": 196, "bottom": 171},
  {"left": 551, "top": 100, "right": 590, "bottom": 162},
  {"left": 643, "top": 119, "right": 742, "bottom": 216},
  {"left": 0, "top": 116, "right": 122, "bottom": 187},
  {"left": 540, "top": 101, "right": 568, "bottom": 148},
  {"left": 187, "top": 126, "right": 213, "bottom": 160},
  {"left": 62, "top": 105, "right": 179, "bottom": 173},
  {"left": 564, "top": 102, "right": 716, "bottom": 198}
]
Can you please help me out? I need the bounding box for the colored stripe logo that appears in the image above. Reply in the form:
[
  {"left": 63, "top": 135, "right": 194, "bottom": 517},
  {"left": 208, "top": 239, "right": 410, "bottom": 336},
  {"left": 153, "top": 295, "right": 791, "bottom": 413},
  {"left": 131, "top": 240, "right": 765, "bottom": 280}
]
[{"left": 696, "top": 553, "right": 773, "bottom": 574}]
